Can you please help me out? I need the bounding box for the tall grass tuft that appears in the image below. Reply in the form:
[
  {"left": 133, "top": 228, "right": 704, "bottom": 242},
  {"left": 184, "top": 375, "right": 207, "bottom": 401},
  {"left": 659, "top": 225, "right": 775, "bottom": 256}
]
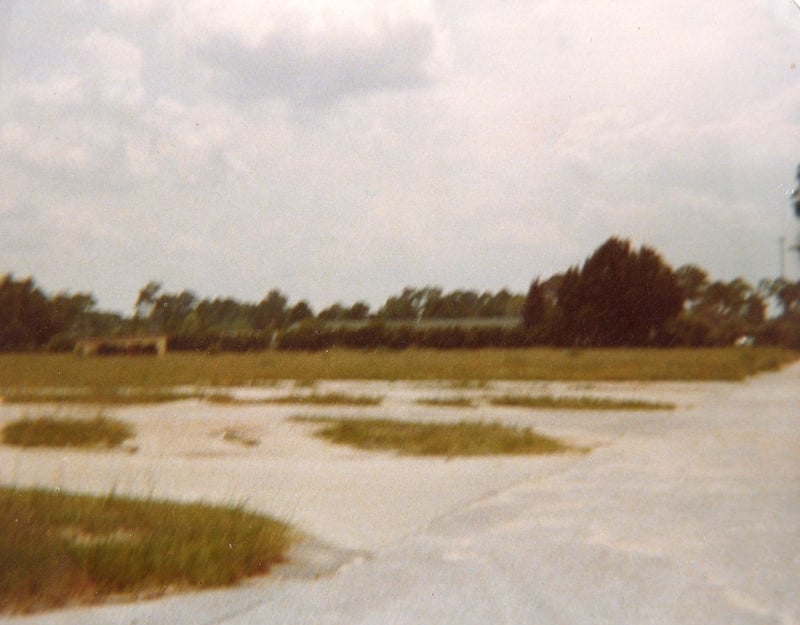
[{"left": 0, "top": 488, "right": 292, "bottom": 614}]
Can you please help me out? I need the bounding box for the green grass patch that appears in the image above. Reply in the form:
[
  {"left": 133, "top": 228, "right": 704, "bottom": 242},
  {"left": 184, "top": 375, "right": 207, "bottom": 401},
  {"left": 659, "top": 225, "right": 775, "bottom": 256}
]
[
  {"left": 0, "top": 487, "right": 292, "bottom": 614},
  {"left": 2, "top": 414, "right": 134, "bottom": 449},
  {"left": 206, "top": 392, "right": 382, "bottom": 406},
  {"left": 415, "top": 397, "right": 476, "bottom": 408},
  {"left": 294, "top": 416, "right": 580, "bottom": 456},
  {"left": 1, "top": 388, "right": 206, "bottom": 405},
  {"left": 489, "top": 394, "right": 675, "bottom": 410},
  {"left": 0, "top": 348, "right": 795, "bottom": 389}
]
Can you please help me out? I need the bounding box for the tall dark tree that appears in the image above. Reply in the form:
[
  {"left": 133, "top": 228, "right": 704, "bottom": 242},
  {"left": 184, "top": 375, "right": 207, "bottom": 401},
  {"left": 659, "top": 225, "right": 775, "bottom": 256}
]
[
  {"left": 542, "top": 238, "right": 684, "bottom": 346},
  {"left": 522, "top": 279, "right": 546, "bottom": 330},
  {"left": 0, "top": 275, "right": 56, "bottom": 349},
  {"left": 582, "top": 238, "right": 683, "bottom": 345},
  {"left": 550, "top": 267, "right": 583, "bottom": 345}
]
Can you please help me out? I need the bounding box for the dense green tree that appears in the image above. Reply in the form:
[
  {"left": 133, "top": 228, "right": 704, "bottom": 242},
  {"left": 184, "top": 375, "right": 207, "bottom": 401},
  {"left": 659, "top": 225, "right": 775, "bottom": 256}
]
[
  {"left": 150, "top": 290, "right": 198, "bottom": 334},
  {"left": 379, "top": 287, "right": 520, "bottom": 321},
  {"left": 253, "top": 290, "right": 288, "bottom": 330},
  {"left": 0, "top": 275, "right": 62, "bottom": 349},
  {"left": 476, "top": 289, "right": 511, "bottom": 317},
  {"left": 194, "top": 297, "right": 255, "bottom": 334},
  {"left": 530, "top": 238, "right": 684, "bottom": 346},
  {"left": 757, "top": 276, "right": 800, "bottom": 348},
  {"left": 672, "top": 270, "right": 768, "bottom": 345},
  {"left": 522, "top": 279, "right": 546, "bottom": 330},
  {"left": 317, "top": 303, "right": 346, "bottom": 322},
  {"left": 317, "top": 301, "right": 371, "bottom": 322},
  {"left": 774, "top": 279, "right": 800, "bottom": 317},
  {"left": 422, "top": 289, "right": 479, "bottom": 319},
  {"left": 344, "top": 301, "right": 370, "bottom": 320},
  {"left": 581, "top": 238, "right": 683, "bottom": 345},
  {"left": 379, "top": 287, "right": 430, "bottom": 320},
  {"left": 548, "top": 267, "right": 582, "bottom": 345},
  {"left": 287, "top": 301, "right": 314, "bottom": 326},
  {"left": 675, "top": 265, "right": 710, "bottom": 309}
]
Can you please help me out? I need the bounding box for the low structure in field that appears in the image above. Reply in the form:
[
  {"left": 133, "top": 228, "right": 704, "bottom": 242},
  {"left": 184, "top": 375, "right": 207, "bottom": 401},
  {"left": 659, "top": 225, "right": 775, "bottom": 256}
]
[{"left": 74, "top": 335, "right": 168, "bottom": 356}]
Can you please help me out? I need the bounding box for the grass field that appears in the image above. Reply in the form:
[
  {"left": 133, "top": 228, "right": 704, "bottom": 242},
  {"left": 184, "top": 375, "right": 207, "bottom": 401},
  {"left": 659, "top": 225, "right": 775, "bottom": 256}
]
[
  {"left": 0, "top": 488, "right": 292, "bottom": 614},
  {"left": 0, "top": 348, "right": 796, "bottom": 391}
]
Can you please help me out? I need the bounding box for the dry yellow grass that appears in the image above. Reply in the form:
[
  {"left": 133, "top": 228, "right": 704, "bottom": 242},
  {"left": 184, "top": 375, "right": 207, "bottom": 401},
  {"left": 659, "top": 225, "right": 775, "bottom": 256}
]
[{"left": 0, "top": 347, "right": 795, "bottom": 390}]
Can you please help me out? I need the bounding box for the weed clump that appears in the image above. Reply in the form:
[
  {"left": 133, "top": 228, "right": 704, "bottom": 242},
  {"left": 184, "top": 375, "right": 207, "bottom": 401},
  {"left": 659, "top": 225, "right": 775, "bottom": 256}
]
[
  {"left": 415, "top": 397, "right": 476, "bottom": 408},
  {"left": 2, "top": 415, "right": 134, "bottom": 449},
  {"left": 489, "top": 394, "right": 674, "bottom": 410},
  {"left": 0, "top": 488, "right": 292, "bottom": 614},
  {"left": 295, "top": 416, "right": 582, "bottom": 456},
  {"left": 207, "top": 392, "right": 382, "bottom": 406}
]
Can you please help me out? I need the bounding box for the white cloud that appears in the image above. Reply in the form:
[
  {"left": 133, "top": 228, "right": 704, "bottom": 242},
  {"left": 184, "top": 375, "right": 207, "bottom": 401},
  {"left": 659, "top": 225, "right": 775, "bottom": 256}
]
[
  {"left": 169, "top": 0, "right": 449, "bottom": 107},
  {"left": 1, "top": 0, "right": 799, "bottom": 311},
  {"left": 105, "top": 0, "right": 161, "bottom": 18},
  {"left": 75, "top": 30, "right": 145, "bottom": 107},
  {"left": 173, "top": 1, "right": 440, "bottom": 45}
]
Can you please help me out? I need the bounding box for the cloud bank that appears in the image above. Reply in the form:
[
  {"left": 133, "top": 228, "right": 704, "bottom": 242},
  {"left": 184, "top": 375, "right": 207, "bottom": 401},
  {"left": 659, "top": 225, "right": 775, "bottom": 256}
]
[{"left": 1, "top": 0, "right": 798, "bottom": 313}]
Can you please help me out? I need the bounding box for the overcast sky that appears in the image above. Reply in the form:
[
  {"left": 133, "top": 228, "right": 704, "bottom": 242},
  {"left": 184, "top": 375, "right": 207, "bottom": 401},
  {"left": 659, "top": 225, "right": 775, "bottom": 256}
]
[{"left": 1, "top": 1, "right": 799, "bottom": 314}]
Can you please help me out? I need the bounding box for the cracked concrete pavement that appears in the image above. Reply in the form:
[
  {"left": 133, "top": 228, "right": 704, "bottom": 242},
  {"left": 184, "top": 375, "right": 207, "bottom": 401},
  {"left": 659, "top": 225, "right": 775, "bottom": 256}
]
[{"left": 1, "top": 362, "right": 798, "bottom": 624}]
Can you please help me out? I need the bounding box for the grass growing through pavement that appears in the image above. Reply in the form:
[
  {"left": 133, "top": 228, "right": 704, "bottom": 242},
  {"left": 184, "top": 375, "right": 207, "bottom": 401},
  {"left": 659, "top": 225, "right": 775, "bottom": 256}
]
[
  {"left": 2, "top": 388, "right": 383, "bottom": 406},
  {"left": 294, "top": 416, "right": 580, "bottom": 456},
  {"left": 489, "top": 394, "right": 675, "bottom": 410},
  {"left": 415, "top": 397, "right": 476, "bottom": 408},
  {"left": 207, "top": 392, "right": 382, "bottom": 406},
  {"left": 2, "top": 414, "right": 134, "bottom": 449},
  {"left": 1, "top": 388, "right": 207, "bottom": 404},
  {"left": 0, "top": 487, "right": 293, "bottom": 614}
]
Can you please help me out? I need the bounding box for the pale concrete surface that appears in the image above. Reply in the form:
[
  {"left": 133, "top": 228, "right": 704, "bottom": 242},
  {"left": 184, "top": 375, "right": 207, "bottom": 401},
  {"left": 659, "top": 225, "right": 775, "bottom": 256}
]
[{"left": 1, "top": 363, "right": 798, "bottom": 624}]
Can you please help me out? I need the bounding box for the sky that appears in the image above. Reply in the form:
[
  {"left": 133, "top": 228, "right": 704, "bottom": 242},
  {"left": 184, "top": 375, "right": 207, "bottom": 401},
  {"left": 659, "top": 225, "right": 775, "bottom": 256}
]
[{"left": 1, "top": 0, "right": 799, "bottom": 315}]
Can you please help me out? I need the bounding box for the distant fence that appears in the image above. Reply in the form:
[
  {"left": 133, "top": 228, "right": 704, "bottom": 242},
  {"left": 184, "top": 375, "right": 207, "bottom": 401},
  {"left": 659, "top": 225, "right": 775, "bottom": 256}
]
[{"left": 74, "top": 335, "right": 168, "bottom": 356}]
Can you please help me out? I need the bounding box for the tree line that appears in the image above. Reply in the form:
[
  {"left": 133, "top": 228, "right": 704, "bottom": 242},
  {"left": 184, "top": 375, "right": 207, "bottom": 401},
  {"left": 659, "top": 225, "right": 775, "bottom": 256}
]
[
  {"left": 522, "top": 237, "right": 799, "bottom": 348},
  {"left": 0, "top": 275, "right": 524, "bottom": 352},
  {"left": 2, "top": 236, "right": 800, "bottom": 352}
]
